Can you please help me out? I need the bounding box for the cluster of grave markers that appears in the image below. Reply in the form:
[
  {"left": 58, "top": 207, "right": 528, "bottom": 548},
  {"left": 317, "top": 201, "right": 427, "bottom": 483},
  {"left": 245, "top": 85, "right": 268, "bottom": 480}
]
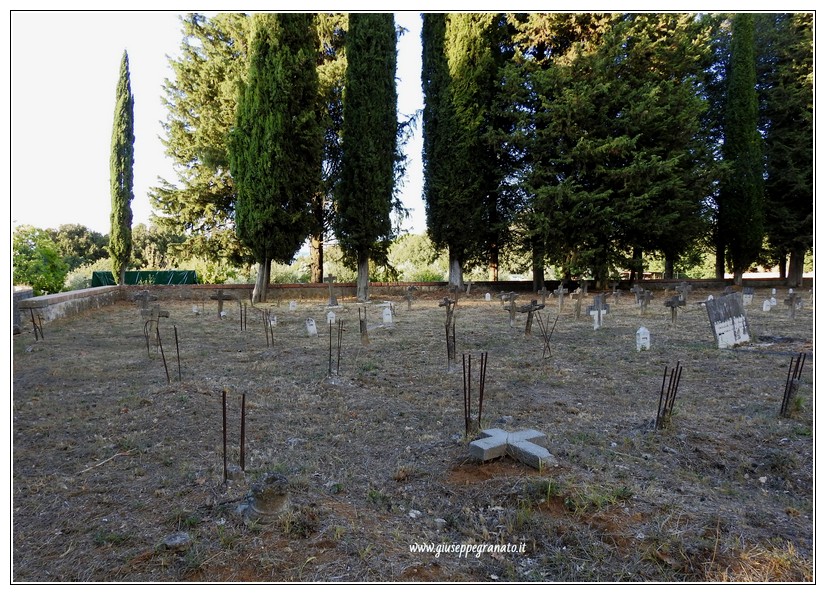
[{"left": 56, "top": 280, "right": 806, "bottom": 479}]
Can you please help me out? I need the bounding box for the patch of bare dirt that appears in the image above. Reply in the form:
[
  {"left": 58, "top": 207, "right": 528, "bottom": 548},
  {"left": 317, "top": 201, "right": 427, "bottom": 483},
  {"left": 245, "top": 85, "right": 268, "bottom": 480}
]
[{"left": 12, "top": 287, "right": 814, "bottom": 582}]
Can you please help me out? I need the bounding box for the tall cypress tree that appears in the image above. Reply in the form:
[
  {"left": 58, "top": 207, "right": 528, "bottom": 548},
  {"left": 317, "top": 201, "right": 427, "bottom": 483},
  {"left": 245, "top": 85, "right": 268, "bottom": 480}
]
[
  {"left": 109, "top": 50, "right": 135, "bottom": 285},
  {"left": 334, "top": 13, "right": 398, "bottom": 302},
  {"left": 719, "top": 13, "right": 764, "bottom": 284},
  {"left": 229, "top": 13, "right": 322, "bottom": 302},
  {"left": 759, "top": 13, "right": 813, "bottom": 286}
]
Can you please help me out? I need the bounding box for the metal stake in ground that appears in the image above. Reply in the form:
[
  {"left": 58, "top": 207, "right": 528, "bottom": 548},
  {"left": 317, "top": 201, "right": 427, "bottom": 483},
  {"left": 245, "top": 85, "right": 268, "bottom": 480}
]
[
  {"left": 462, "top": 352, "right": 488, "bottom": 437},
  {"left": 174, "top": 325, "right": 181, "bottom": 381},
  {"left": 28, "top": 309, "right": 44, "bottom": 341},
  {"left": 535, "top": 312, "right": 559, "bottom": 359},
  {"left": 240, "top": 393, "right": 247, "bottom": 471},
  {"left": 439, "top": 296, "right": 457, "bottom": 367},
  {"left": 780, "top": 352, "right": 806, "bottom": 417},
  {"left": 656, "top": 361, "right": 683, "bottom": 430},
  {"left": 337, "top": 320, "right": 344, "bottom": 375},
  {"left": 156, "top": 326, "right": 171, "bottom": 384},
  {"left": 222, "top": 390, "right": 228, "bottom": 484}
]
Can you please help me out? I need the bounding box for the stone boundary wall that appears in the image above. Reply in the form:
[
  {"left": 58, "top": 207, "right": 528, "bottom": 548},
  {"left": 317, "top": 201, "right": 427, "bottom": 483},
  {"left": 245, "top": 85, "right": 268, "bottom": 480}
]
[
  {"left": 13, "top": 287, "right": 34, "bottom": 333},
  {"left": 12, "top": 277, "right": 811, "bottom": 332}
]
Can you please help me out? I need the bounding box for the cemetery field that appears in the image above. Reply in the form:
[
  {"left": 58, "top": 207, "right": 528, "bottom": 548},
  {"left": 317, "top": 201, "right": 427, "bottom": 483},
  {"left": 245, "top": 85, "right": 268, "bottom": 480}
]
[{"left": 12, "top": 287, "right": 814, "bottom": 583}]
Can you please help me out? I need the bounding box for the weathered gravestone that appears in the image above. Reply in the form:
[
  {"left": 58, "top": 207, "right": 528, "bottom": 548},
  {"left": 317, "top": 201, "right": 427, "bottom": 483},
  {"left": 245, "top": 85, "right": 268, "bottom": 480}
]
[
  {"left": 785, "top": 290, "right": 803, "bottom": 319},
  {"left": 383, "top": 306, "right": 394, "bottom": 327},
  {"left": 742, "top": 287, "right": 754, "bottom": 306},
  {"left": 554, "top": 284, "right": 569, "bottom": 313},
  {"left": 586, "top": 294, "right": 609, "bottom": 330},
  {"left": 306, "top": 318, "right": 318, "bottom": 338},
  {"left": 501, "top": 292, "right": 518, "bottom": 328},
  {"left": 239, "top": 472, "right": 290, "bottom": 525},
  {"left": 468, "top": 428, "right": 556, "bottom": 470},
  {"left": 706, "top": 292, "right": 750, "bottom": 348},
  {"left": 537, "top": 287, "right": 551, "bottom": 306},
  {"left": 572, "top": 289, "right": 584, "bottom": 319},
  {"left": 326, "top": 310, "right": 336, "bottom": 325},
  {"left": 405, "top": 286, "right": 418, "bottom": 311},
  {"left": 636, "top": 326, "right": 650, "bottom": 351}
]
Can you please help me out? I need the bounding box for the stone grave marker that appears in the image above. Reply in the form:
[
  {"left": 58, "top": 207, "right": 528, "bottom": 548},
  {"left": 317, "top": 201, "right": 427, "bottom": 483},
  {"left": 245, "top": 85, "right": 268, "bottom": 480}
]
[
  {"left": 382, "top": 306, "right": 393, "bottom": 326},
  {"left": 326, "top": 310, "right": 336, "bottom": 325},
  {"left": 664, "top": 295, "right": 682, "bottom": 325},
  {"left": 742, "top": 287, "right": 754, "bottom": 306},
  {"left": 468, "top": 428, "right": 556, "bottom": 470},
  {"left": 306, "top": 318, "right": 318, "bottom": 338},
  {"left": 580, "top": 278, "right": 589, "bottom": 296},
  {"left": 404, "top": 286, "right": 418, "bottom": 311},
  {"left": 586, "top": 294, "right": 609, "bottom": 330},
  {"left": 501, "top": 292, "right": 518, "bottom": 328},
  {"left": 784, "top": 290, "right": 803, "bottom": 319},
  {"left": 289, "top": 300, "right": 298, "bottom": 311},
  {"left": 133, "top": 290, "right": 158, "bottom": 311},
  {"left": 762, "top": 299, "right": 773, "bottom": 312},
  {"left": 572, "top": 289, "right": 584, "bottom": 319},
  {"left": 537, "top": 287, "right": 551, "bottom": 306},
  {"left": 485, "top": 293, "right": 491, "bottom": 302},
  {"left": 324, "top": 275, "right": 338, "bottom": 307},
  {"left": 554, "top": 284, "right": 568, "bottom": 313},
  {"left": 675, "top": 281, "right": 691, "bottom": 305},
  {"left": 636, "top": 326, "right": 650, "bottom": 351},
  {"left": 706, "top": 292, "right": 750, "bottom": 348}
]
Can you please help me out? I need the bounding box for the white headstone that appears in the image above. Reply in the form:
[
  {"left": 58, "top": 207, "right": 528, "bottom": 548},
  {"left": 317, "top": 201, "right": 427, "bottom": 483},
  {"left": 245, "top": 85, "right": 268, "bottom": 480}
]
[
  {"left": 326, "top": 310, "right": 336, "bottom": 325},
  {"left": 270, "top": 314, "right": 277, "bottom": 325},
  {"left": 383, "top": 307, "right": 393, "bottom": 325},
  {"left": 762, "top": 299, "right": 772, "bottom": 312},
  {"left": 707, "top": 295, "right": 714, "bottom": 302},
  {"left": 772, "top": 288, "right": 777, "bottom": 295},
  {"left": 742, "top": 293, "right": 753, "bottom": 306},
  {"left": 220, "top": 311, "right": 227, "bottom": 319},
  {"left": 485, "top": 293, "right": 491, "bottom": 302},
  {"left": 289, "top": 301, "right": 297, "bottom": 311},
  {"left": 636, "top": 326, "right": 650, "bottom": 352},
  {"left": 305, "top": 318, "right": 318, "bottom": 337},
  {"left": 192, "top": 305, "right": 199, "bottom": 314},
  {"left": 770, "top": 297, "right": 777, "bottom": 306}
]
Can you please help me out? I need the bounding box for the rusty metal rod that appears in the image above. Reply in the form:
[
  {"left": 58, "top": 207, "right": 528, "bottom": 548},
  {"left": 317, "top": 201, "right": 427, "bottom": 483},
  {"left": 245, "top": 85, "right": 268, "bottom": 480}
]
[
  {"left": 222, "top": 390, "right": 227, "bottom": 483},
  {"left": 240, "top": 392, "right": 246, "bottom": 471},
  {"left": 157, "top": 327, "right": 170, "bottom": 384},
  {"left": 174, "top": 324, "right": 181, "bottom": 381}
]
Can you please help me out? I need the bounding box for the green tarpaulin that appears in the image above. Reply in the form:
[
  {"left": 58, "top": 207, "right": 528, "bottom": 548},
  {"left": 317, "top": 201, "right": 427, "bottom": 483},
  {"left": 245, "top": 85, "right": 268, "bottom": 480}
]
[{"left": 91, "top": 270, "right": 199, "bottom": 287}]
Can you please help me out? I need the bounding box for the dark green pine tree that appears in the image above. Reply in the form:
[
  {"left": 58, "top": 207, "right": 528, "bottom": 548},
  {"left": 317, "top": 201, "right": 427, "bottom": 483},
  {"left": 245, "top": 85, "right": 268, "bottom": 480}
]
[
  {"left": 229, "top": 13, "right": 322, "bottom": 303},
  {"left": 334, "top": 13, "right": 398, "bottom": 302},
  {"left": 719, "top": 13, "right": 764, "bottom": 284},
  {"left": 421, "top": 13, "right": 466, "bottom": 286},
  {"left": 758, "top": 13, "right": 813, "bottom": 286},
  {"left": 109, "top": 50, "right": 135, "bottom": 285}
]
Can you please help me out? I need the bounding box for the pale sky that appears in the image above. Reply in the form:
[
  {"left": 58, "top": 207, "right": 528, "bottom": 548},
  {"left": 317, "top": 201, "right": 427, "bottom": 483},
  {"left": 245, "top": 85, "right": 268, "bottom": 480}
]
[{"left": 10, "top": 10, "right": 426, "bottom": 236}]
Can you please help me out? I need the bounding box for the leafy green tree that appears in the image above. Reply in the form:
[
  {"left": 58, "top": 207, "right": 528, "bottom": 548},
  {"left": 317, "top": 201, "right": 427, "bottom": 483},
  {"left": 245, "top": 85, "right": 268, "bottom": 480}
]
[
  {"left": 229, "top": 13, "right": 322, "bottom": 302},
  {"left": 718, "top": 13, "right": 764, "bottom": 284},
  {"left": 758, "top": 13, "right": 813, "bottom": 286},
  {"left": 334, "top": 13, "right": 399, "bottom": 301},
  {"left": 13, "top": 226, "right": 69, "bottom": 295},
  {"left": 506, "top": 14, "right": 712, "bottom": 287},
  {"left": 46, "top": 224, "right": 109, "bottom": 271},
  {"left": 310, "top": 13, "right": 348, "bottom": 283},
  {"left": 130, "top": 223, "right": 186, "bottom": 269},
  {"left": 109, "top": 50, "right": 135, "bottom": 285},
  {"left": 151, "top": 13, "right": 252, "bottom": 264}
]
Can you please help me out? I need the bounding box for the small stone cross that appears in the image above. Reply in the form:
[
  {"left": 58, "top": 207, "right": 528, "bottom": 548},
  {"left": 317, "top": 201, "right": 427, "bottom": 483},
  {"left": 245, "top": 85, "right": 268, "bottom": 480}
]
[
  {"left": 405, "top": 286, "right": 418, "bottom": 311},
  {"left": 586, "top": 294, "right": 608, "bottom": 329},
  {"left": 133, "top": 290, "right": 157, "bottom": 310},
  {"left": 469, "top": 428, "right": 556, "bottom": 470},
  {"left": 784, "top": 291, "right": 802, "bottom": 319},
  {"left": 325, "top": 275, "right": 338, "bottom": 307},
  {"left": 572, "top": 289, "right": 584, "bottom": 319},
  {"left": 553, "top": 285, "right": 568, "bottom": 313},
  {"left": 610, "top": 281, "right": 620, "bottom": 305},
  {"left": 501, "top": 292, "right": 518, "bottom": 327},
  {"left": 537, "top": 288, "right": 551, "bottom": 306}
]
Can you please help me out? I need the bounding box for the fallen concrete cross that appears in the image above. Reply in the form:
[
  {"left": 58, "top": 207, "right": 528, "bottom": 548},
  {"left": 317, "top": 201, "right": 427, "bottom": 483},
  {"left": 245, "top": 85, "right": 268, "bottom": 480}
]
[{"left": 468, "top": 428, "right": 556, "bottom": 470}]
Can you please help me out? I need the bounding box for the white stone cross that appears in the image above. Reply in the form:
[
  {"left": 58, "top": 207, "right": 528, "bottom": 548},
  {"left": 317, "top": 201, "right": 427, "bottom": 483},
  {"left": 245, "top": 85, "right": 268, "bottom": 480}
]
[{"left": 469, "top": 428, "right": 556, "bottom": 470}]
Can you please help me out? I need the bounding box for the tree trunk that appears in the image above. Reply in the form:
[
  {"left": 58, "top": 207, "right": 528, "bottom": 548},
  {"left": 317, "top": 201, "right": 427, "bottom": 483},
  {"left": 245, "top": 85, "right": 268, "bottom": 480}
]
[
  {"left": 252, "top": 259, "right": 271, "bottom": 303},
  {"left": 488, "top": 251, "right": 499, "bottom": 282},
  {"left": 310, "top": 234, "right": 323, "bottom": 284},
  {"left": 715, "top": 240, "right": 726, "bottom": 280},
  {"left": 663, "top": 256, "right": 675, "bottom": 280},
  {"left": 356, "top": 252, "right": 370, "bottom": 302},
  {"left": 448, "top": 253, "right": 463, "bottom": 288},
  {"left": 733, "top": 268, "right": 744, "bottom": 286},
  {"left": 778, "top": 252, "right": 788, "bottom": 282},
  {"left": 787, "top": 248, "right": 804, "bottom": 287}
]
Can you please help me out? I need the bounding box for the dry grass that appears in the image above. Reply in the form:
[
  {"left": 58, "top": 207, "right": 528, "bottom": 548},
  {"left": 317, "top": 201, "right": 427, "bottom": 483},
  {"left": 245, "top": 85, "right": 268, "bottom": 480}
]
[{"left": 12, "top": 287, "right": 813, "bottom": 582}]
